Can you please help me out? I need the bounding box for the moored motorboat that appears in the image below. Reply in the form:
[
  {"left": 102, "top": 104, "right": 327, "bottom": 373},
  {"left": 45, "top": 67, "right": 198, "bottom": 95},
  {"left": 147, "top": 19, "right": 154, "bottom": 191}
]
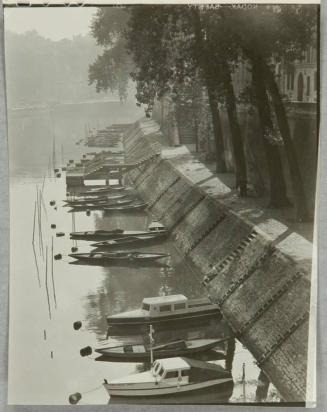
[
  {"left": 69, "top": 251, "right": 169, "bottom": 264},
  {"left": 104, "top": 357, "right": 232, "bottom": 398},
  {"left": 95, "top": 338, "right": 224, "bottom": 361},
  {"left": 106, "top": 294, "right": 222, "bottom": 330}
]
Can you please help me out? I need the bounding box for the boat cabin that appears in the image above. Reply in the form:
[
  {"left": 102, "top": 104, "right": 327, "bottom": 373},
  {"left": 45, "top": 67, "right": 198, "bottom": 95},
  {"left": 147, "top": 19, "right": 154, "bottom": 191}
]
[
  {"left": 141, "top": 294, "right": 197, "bottom": 316},
  {"left": 147, "top": 220, "right": 165, "bottom": 233},
  {"left": 152, "top": 358, "right": 190, "bottom": 384}
]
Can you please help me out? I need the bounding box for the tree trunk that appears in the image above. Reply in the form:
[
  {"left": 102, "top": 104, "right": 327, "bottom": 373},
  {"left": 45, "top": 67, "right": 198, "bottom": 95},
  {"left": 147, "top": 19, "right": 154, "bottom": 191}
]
[
  {"left": 191, "top": 8, "right": 227, "bottom": 173},
  {"left": 207, "top": 86, "right": 227, "bottom": 172},
  {"left": 251, "top": 56, "right": 291, "bottom": 208},
  {"left": 223, "top": 65, "right": 247, "bottom": 196},
  {"left": 263, "top": 63, "right": 310, "bottom": 221}
]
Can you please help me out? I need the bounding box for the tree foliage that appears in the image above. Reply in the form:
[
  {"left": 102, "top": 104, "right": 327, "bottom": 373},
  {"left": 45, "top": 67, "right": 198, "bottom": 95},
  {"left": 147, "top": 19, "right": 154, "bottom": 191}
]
[{"left": 89, "top": 7, "right": 133, "bottom": 101}]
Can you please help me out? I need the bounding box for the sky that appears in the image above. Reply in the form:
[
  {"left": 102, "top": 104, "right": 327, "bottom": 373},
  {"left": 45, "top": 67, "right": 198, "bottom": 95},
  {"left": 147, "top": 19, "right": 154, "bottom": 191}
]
[{"left": 4, "top": 7, "right": 97, "bottom": 40}]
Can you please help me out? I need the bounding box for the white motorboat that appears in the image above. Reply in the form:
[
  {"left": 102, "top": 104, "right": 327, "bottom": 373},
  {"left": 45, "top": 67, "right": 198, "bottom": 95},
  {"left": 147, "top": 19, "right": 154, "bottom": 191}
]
[{"left": 104, "top": 357, "right": 232, "bottom": 398}]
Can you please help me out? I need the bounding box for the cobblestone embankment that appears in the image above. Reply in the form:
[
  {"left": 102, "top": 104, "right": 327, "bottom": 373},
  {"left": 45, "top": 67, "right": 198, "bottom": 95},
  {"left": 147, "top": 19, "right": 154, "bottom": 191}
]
[{"left": 124, "top": 118, "right": 314, "bottom": 403}]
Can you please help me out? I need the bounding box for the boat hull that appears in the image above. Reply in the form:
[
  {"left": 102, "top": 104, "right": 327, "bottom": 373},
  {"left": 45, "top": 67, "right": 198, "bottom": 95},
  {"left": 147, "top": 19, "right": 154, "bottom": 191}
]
[
  {"left": 107, "top": 309, "right": 222, "bottom": 333},
  {"left": 96, "top": 340, "right": 223, "bottom": 361},
  {"left": 108, "top": 380, "right": 234, "bottom": 404},
  {"left": 105, "top": 378, "right": 233, "bottom": 397},
  {"left": 92, "top": 234, "right": 167, "bottom": 249}
]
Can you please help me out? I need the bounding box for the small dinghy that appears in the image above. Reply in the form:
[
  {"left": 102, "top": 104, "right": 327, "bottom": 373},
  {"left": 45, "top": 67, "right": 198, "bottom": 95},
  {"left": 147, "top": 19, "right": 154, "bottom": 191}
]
[
  {"left": 103, "top": 357, "right": 232, "bottom": 398},
  {"left": 103, "top": 202, "right": 148, "bottom": 212},
  {"left": 69, "top": 251, "right": 169, "bottom": 264},
  {"left": 96, "top": 339, "right": 223, "bottom": 361},
  {"left": 70, "top": 229, "right": 159, "bottom": 241},
  {"left": 92, "top": 233, "right": 166, "bottom": 249},
  {"left": 83, "top": 185, "right": 130, "bottom": 195},
  {"left": 64, "top": 193, "right": 126, "bottom": 204},
  {"left": 70, "top": 221, "right": 167, "bottom": 241},
  {"left": 65, "top": 197, "right": 132, "bottom": 208}
]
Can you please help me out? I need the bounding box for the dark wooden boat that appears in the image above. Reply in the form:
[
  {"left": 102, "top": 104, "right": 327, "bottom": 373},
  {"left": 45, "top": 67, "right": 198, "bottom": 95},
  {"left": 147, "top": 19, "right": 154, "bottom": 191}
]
[
  {"left": 64, "top": 193, "right": 126, "bottom": 204},
  {"left": 69, "top": 251, "right": 169, "bottom": 263},
  {"left": 70, "top": 229, "right": 166, "bottom": 243},
  {"left": 83, "top": 185, "right": 130, "bottom": 195},
  {"left": 103, "top": 202, "right": 148, "bottom": 212},
  {"left": 91, "top": 233, "right": 166, "bottom": 249},
  {"left": 95, "top": 339, "right": 223, "bottom": 361},
  {"left": 68, "top": 198, "right": 134, "bottom": 212},
  {"left": 65, "top": 197, "right": 132, "bottom": 208}
]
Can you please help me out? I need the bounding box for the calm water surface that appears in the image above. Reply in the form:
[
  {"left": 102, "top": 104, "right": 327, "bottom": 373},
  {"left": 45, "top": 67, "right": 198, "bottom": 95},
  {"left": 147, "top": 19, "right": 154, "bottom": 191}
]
[{"left": 7, "top": 103, "right": 280, "bottom": 405}]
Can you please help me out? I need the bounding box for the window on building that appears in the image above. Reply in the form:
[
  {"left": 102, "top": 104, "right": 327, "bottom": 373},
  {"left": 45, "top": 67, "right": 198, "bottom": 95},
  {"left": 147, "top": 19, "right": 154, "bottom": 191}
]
[
  {"left": 286, "top": 67, "right": 295, "bottom": 90},
  {"left": 314, "top": 71, "right": 317, "bottom": 91},
  {"left": 307, "top": 76, "right": 311, "bottom": 96}
]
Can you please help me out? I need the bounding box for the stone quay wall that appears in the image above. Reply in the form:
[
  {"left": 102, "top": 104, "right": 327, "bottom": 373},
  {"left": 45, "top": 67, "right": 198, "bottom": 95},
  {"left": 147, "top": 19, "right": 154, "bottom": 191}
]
[{"left": 123, "top": 118, "right": 314, "bottom": 403}]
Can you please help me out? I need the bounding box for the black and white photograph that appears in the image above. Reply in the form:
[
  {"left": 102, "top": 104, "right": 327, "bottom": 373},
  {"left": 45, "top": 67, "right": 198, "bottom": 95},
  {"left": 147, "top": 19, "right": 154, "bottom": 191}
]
[{"left": 2, "top": 0, "right": 319, "bottom": 406}]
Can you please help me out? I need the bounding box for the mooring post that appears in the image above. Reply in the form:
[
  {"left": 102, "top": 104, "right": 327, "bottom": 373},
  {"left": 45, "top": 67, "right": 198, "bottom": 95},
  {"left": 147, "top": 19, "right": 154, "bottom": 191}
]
[
  {"left": 225, "top": 338, "right": 236, "bottom": 371},
  {"left": 255, "top": 370, "right": 270, "bottom": 402}
]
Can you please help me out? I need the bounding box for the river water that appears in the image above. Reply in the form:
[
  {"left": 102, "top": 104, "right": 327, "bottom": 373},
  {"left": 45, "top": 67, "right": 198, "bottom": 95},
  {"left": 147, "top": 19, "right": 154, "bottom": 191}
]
[{"left": 7, "top": 102, "right": 280, "bottom": 405}]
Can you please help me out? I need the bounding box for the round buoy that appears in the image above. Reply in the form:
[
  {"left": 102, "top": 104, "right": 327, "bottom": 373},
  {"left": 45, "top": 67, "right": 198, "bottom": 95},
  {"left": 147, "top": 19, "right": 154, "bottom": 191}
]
[
  {"left": 54, "top": 168, "right": 60, "bottom": 173},
  {"left": 50, "top": 200, "right": 56, "bottom": 206},
  {"left": 71, "top": 246, "right": 78, "bottom": 252},
  {"left": 62, "top": 167, "right": 67, "bottom": 172},
  {"left": 80, "top": 346, "right": 92, "bottom": 357},
  {"left": 69, "top": 159, "right": 74, "bottom": 164},
  {"left": 56, "top": 173, "right": 61, "bottom": 178},
  {"left": 51, "top": 224, "right": 56, "bottom": 229},
  {"left": 56, "top": 232, "right": 65, "bottom": 237},
  {"left": 73, "top": 321, "right": 82, "bottom": 330},
  {"left": 86, "top": 210, "right": 91, "bottom": 216},
  {"left": 69, "top": 392, "right": 82, "bottom": 405},
  {"left": 54, "top": 254, "right": 62, "bottom": 260}
]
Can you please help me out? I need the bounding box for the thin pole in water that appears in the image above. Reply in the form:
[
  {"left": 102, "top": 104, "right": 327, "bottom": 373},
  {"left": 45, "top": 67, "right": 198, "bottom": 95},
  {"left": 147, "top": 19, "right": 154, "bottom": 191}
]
[
  {"left": 45, "top": 246, "right": 52, "bottom": 320},
  {"left": 36, "top": 186, "right": 42, "bottom": 256},
  {"left": 242, "top": 363, "right": 246, "bottom": 402},
  {"left": 51, "top": 236, "right": 57, "bottom": 309},
  {"left": 38, "top": 188, "right": 44, "bottom": 259},
  {"left": 32, "top": 242, "right": 41, "bottom": 287},
  {"left": 32, "top": 201, "right": 37, "bottom": 245},
  {"left": 61, "top": 143, "right": 64, "bottom": 166},
  {"left": 149, "top": 324, "right": 154, "bottom": 365}
]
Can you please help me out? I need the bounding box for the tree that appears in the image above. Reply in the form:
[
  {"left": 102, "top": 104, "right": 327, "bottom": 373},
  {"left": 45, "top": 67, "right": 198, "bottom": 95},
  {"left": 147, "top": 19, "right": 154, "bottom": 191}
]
[
  {"left": 89, "top": 7, "right": 133, "bottom": 102},
  {"left": 223, "top": 4, "right": 317, "bottom": 218}
]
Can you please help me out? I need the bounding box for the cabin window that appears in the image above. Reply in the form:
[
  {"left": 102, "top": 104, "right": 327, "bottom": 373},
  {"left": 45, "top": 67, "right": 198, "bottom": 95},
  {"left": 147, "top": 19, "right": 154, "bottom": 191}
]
[
  {"left": 165, "top": 371, "right": 179, "bottom": 379},
  {"left": 181, "top": 370, "right": 189, "bottom": 377},
  {"left": 142, "top": 303, "right": 150, "bottom": 311},
  {"left": 159, "top": 305, "right": 171, "bottom": 312},
  {"left": 158, "top": 366, "right": 165, "bottom": 377},
  {"left": 174, "top": 303, "right": 186, "bottom": 310},
  {"left": 153, "top": 362, "right": 161, "bottom": 374}
]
